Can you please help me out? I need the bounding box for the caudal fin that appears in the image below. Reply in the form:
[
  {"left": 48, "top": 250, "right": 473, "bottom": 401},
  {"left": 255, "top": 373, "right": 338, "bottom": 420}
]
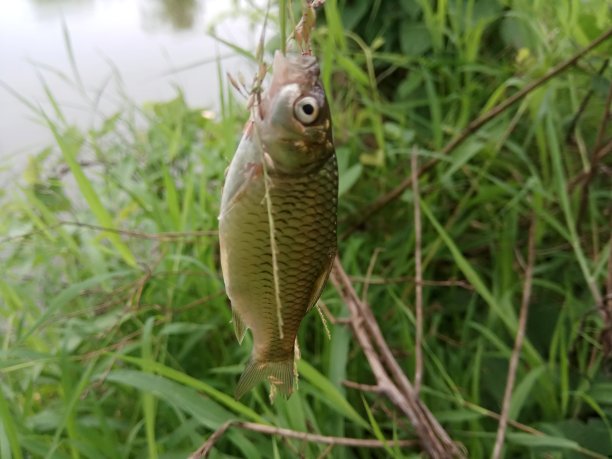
[{"left": 235, "top": 358, "right": 295, "bottom": 400}]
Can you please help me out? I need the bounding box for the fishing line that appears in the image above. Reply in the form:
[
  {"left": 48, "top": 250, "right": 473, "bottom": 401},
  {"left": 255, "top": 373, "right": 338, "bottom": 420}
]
[{"left": 250, "top": 0, "right": 285, "bottom": 341}]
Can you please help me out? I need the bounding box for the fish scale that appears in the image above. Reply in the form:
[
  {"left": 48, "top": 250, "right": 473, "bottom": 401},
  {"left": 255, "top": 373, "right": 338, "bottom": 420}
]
[{"left": 223, "top": 156, "right": 336, "bottom": 357}]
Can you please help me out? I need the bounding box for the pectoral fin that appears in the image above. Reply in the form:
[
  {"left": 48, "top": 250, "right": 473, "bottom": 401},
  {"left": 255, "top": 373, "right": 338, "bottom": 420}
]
[
  {"left": 232, "top": 308, "right": 247, "bottom": 344},
  {"left": 220, "top": 157, "right": 264, "bottom": 215},
  {"left": 306, "top": 252, "right": 335, "bottom": 312}
]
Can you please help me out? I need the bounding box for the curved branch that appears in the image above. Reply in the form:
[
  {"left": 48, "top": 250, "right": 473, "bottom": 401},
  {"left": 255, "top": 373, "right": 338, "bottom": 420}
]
[
  {"left": 190, "top": 421, "right": 418, "bottom": 458},
  {"left": 331, "top": 257, "right": 465, "bottom": 458}
]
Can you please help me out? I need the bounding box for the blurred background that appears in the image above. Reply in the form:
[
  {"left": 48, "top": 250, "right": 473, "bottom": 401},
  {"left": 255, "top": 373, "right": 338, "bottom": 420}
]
[{"left": 1, "top": 0, "right": 259, "bottom": 171}]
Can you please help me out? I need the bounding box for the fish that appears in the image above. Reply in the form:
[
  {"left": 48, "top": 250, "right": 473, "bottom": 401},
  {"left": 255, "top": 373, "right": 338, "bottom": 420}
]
[{"left": 218, "top": 50, "right": 337, "bottom": 400}]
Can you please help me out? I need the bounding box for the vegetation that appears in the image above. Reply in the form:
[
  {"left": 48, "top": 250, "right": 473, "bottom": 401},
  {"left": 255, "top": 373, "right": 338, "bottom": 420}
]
[{"left": 1, "top": 0, "right": 611, "bottom": 457}]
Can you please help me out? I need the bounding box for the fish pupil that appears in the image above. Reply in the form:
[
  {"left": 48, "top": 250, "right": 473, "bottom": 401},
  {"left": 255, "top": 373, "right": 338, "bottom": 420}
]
[{"left": 302, "top": 104, "right": 314, "bottom": 115}]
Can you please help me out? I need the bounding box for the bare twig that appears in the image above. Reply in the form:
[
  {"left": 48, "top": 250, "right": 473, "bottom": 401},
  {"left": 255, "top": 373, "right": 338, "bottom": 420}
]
[
  {"left": 349, "top": 275, "right": 473, "bottom": 290},
  {"left": 60, "top": 220, "right": 217, "bottom": 240},
  {"left": 174, "top": 290, "right": 226, "bottom": 313},
  {"left": 492, "top": 215, "right": 537, "bottom": 459},
  {"left": 190, "top": 420, "right": 418, "bottom": 458},
  {"left": 331, "top": 257, "right": 464, "bottom": 458},
  {"left": 191, "top": 421, "right": 233, "bottom": 458},
  {"left": 411, "top": 147, "right": 424, "bottom": 394},
  {"left": 342, "top": 380, "right": 380, "bottom": 392},
  {"left": 345, "top": 27, "right": 612, "bottom": 234}
]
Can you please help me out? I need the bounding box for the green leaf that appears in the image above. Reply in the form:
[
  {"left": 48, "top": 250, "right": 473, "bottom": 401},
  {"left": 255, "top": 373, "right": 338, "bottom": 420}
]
[
  {"left": 44, "top": 123, "right": 137, "bottom": 267},
  {"left": 106, "top": 370, "right": 232, "bottom": 430},
  {"left": 338, "top": 163, "right": 362, "bottom": 196},
  {"left": 337, "top": 55, "right": 369, "bottom": 86},
  {"left": 509, "top": 365, "right": 546, "bottom": 420},
  {"left": 21, "top": 271, "right": 129, "bottom": 342},
  {"left": 400, "top": 23, "right": 432, "bottom": 56},
  {"left": 440, "top": 140, "right": 484, "bottom": 182},
  {"left": 362, "top": 396, "right": 397, "bottom": 458},
  {"left": 589, "top": 383, "right": 612, "bottom": 405},
  {"left": 298, "top": 360, "right": 369, "bottom": 429},
  {"left": 111, "top": 354, "right": 264, "bottom": 424},
  {"left": 0, "top": 391, "right": 23, "bottom": 459},
  {"left": 420, "top": 201, "right": 499, "bottom": 316},
  {"left": 506, "top": 432, "right": 580, "bottom": 449}
]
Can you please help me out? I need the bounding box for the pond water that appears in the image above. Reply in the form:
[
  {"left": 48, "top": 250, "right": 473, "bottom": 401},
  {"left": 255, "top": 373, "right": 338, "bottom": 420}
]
[{"left": 0, "top": 0, "right": 261, "bottom": 177}]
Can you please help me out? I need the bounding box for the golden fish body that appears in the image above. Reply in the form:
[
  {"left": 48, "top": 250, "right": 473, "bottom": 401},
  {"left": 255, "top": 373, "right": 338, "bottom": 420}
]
[{"left": 219, "top": 51, "right": 337, "bottom": 399}]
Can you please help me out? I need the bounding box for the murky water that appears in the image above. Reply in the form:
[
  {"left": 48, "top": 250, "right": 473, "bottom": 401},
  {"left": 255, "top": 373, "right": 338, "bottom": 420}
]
[{"left": 0, "top": 0, "right": 260, "bottom": 173}]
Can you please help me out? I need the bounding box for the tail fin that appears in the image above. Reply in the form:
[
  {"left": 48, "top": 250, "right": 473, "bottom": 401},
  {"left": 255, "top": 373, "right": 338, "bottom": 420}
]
[{"left": 235, "top": 357, "right": 295, "bottom": 401}]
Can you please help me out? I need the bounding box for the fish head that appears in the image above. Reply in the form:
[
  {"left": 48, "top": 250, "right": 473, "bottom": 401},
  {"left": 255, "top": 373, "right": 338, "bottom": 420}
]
[{"left": 256, "top": 51, "right": 334, "bottom": 175}]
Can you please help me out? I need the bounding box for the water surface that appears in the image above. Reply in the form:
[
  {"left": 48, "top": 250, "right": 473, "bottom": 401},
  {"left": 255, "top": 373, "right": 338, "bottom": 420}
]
[{"left": 1, "top": 0, "right": 258, "bottom": 175}]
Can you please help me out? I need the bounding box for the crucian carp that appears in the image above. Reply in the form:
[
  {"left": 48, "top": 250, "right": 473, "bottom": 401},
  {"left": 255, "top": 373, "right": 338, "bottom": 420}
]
[{"left": 218, "top": 50, "right": 337, "bottom": 400}]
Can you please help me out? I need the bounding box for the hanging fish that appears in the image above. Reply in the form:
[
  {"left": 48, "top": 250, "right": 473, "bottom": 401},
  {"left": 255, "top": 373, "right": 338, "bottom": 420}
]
[{"left": 219, "top": 51, "right": 337, "bottom": 400}]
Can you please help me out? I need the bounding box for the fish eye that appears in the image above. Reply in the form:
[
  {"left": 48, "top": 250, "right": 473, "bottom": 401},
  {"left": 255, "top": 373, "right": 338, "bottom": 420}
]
[{"left": 294, "top": 96, "right": 319, "bottom": 125}]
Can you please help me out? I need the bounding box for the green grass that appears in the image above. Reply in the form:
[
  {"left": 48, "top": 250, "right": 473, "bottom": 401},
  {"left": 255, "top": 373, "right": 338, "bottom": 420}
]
[{"left": 1, "top": 0, "right": 611, "bottom": 457}]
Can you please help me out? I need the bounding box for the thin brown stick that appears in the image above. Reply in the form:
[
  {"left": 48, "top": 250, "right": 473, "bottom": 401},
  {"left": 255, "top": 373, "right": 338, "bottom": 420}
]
[
  {"left": 342, "top": 379, "right": 546, "bottom": 438},
  {"left": 331, "top": 257, "right": 464, "bottom": 458},
  {"left": 59, "top": 220, "right": 217, "bottom": 240},
  {"left": 491, "top": 215, "right": 537, "bottom": 459},
  {"left": 174, "top": 290, "right": 226, "bottom": 313},
  {"left": 190, "top": 421, "right": 418, "bottom": 458},
  {"left": 411, "top": 147, "right": 424, "bottom": 394},
  {"left": 191, "top": 421, "right": 233, "bottom": 458},
  {"left": 345, "top": 27, "right": 612, "bottom": 234},
  {"left": 348, "top": 275, "right": 473, "bottom": 289},
  {"left": 342, "top": 380, "right": 380, "bottom": 392}
]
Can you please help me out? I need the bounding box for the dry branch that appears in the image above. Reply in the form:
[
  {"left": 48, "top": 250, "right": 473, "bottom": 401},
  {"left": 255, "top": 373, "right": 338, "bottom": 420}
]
[
  {"left": 190, "top": 421, "right": 418, "bottom": 458},
  {"left": 0, "top": 220, "right": 218, "bottom": 243},
  {"left": 411, "top": 147, "right": 424, "bottom": 394},
  {"left": 492, "top": 215, "right": 537, "bottom": 458},
  {"left": 331, "top": 257, "right": 464, "bottom": 458},
  {"left": 348, "top": 275, "right": 473, "bottom": 289}
]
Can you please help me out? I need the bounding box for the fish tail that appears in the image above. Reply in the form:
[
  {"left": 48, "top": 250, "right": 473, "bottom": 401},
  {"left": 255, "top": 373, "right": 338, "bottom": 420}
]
[{"left": 235, "top": 357, "right": 295, "bottom": 400}]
